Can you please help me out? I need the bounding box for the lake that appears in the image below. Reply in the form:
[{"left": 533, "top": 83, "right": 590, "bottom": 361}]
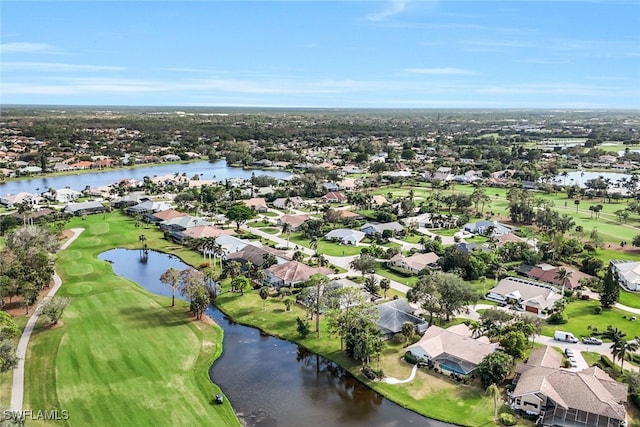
[
  {"left": 98, "top": 248, "right": 452, "bottom": 427},
  {"left": 0, "top": 160, "right": 291, "bottom": 196}
]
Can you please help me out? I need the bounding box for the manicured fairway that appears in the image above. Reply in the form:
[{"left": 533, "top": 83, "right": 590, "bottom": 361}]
[{"left": 24, "top": 213, "right": 239, "bottom": 427}]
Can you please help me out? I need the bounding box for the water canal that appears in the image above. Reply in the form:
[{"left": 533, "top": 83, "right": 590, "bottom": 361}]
[{"left": 98, "top": 248, "right": 453, "bottom": 427}]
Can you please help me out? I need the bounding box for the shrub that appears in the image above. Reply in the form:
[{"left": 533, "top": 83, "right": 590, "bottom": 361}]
[
  {"left": 362, "top": 366, "right": 384, "bottom": 380},
  {"left": 404, "top": 351, "right": 418, "bottom": 365},
  {"left": 595, "top": 306, "right": 602, "bottom": 314},
  {"left": 548, "top": 312, "right": 568, "bottom": 324},
  {"left": 499, "top": 413, "right": 517, "bottom": 426},
  {"left": 392, "top": 333, "right": 407, "bottom": 344}
]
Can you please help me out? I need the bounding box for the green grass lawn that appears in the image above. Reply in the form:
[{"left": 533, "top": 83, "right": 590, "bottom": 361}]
[
  {"left": 374, "top": 263, "right": 419, "bottom": 286},
  {"left": 619, "top": 290, "right": 640, "bottom": 309},
  {"left": 541, "top": 299, "right": 640, "bottom": 339},
  {"left": 256, "top": 226, "right": 280, "bottom": 235},
  {"left": 25, "top": 212, "right": 239, "bottom": 427},
  {"left": 287, "top": 232, "right": 364, "bottom": 256}
]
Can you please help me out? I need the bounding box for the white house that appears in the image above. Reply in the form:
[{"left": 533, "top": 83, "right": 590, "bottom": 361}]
[
  {"left": 325, "top": 228, "right": 366, "bottom": 246},
  {"left": 611, "top": 260, "right": 640, "bottom": 291},
  {"left": 487, "top": 277, "right": 561, "bottom": 316}
]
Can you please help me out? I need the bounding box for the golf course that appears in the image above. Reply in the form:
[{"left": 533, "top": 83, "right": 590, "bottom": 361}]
[{"left": 21, "top": 213, "right": 239, "bottom": 427}]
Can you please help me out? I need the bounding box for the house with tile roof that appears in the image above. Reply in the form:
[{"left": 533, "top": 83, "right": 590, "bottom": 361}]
[
  {"left": 389, "top": 252, "right": 440, "bottom": 274},
  {"left": 320, "top": 191, "right": 347, "bottom": 203},
  {"left": 143, "top": 208, "right": 187, "bottom": 223},
  {"left": 510, "top": 346, "right": 628, "bottom": 427},
  {"left": 266, "top": 261, "right": 333, "bottom": 287},
  {"left": 242, "top": 197, "right": 269, "bottom": 213},
  {"left": 406, "top": 324, "right": 497, "bottom": 376},
  {"left": 278, "top": 214, "right": 311, "bottom": 231},
  {"left": 524, "top": 263, "right": 593, "bottom": 290}
]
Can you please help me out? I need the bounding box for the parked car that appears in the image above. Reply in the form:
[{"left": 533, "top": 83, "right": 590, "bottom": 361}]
[
  {"left": 568, "top": 358, "right": 578, "bottom": 368},
  {"left": 582, "top": 337, "right": 603, "bottom": 345},
  {"left": 564, "top": 348, "right": 574, "bottom": 357}
]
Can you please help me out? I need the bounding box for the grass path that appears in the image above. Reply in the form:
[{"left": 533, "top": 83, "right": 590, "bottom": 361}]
[{"left": 24, "top": 212, "right": 239, "bottom": 427}]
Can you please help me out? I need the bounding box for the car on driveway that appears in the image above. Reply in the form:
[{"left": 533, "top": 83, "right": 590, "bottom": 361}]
[
  {"left": 582, "top": 337, "right": 603, "bottom": 345},
  {"left": 564, "top": 348, "right": 574, "bottom": 357}
]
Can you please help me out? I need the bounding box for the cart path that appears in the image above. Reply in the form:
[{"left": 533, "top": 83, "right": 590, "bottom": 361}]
[{"left": 10, "top": 228, "right": 84, "bottom": 412}]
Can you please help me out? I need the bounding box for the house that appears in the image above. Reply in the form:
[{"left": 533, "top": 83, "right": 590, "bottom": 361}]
[
  {"left": 320, "top": 191, "right": 347, "bottom": 203},
  {"left": 463, "top": 220, "right": 515, "bottom": 237},
  {"left": 42, "top": 188, "right": 81, "bottom": 203},
  {"left": 456, "top": 242, "right": 492, "bottom": 254},
  {"left": 389, "top": 252, "right": 439, "bottom": 274},
  {"left": 510, "top": 346, "right": 627, "bottom": 427},
  {"left": 610, "top": 260, "right": 640, "bottom": 291},
  {"left": 226, "top": 244, "right": 289, "bottom": 268},
  {"left": 0, "top": 192, "right": 41, "bottom": 208},
  {"left": 406, "top": 324, "right": 497, "bottom": 376},
  {"left": 158, "top": 215, "right": 211, "bottom": 233},
  {"left": 266, "top": 261, "right": 333, "bottom": 287},
  {"left": 272, "top": 196, "right": 304, "bottom": 210},
  {"left": 371, "top": 195, "right": 389, "bottom": 206},
  {"left": 125, "top": 199, "right": 172, "bottom": 215},
  {"left": 486, "top": 277, "right": 561, "bottom": 316},
  {"left": 177, "top": 225, "right": 234, "bottom": 241},
  {"left": 278, "top": 214, "right": 311, "bottom": 231},
  {"left": 215, "top": 235, "right": 257, "bottom": 256},
  {"left": 112, "top": 192, "right": 148, "bottom": 208},
  {"left": 376, "top": 299, "right": 428, "bottom": 340},
  {"left": 63, "top": 200, "right": 106, "bottom": 216},
  {"left": 242, "top": 197, "right": 269, "bottom": 213},
  {"left": 360, "top": 222, "right": 403, "bottom": 237},
  {"left": 524, "top": 263, "right": 592, "bottom": 290},
  {"left": 325, "top": 228, "right": 366, "bottom": 246},
  {"left": 143, "top": 208, "right": 187, "bottom": 223}
]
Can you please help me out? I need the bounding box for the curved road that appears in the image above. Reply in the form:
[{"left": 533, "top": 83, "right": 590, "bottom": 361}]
[{"left": 10, "top": 228, "right": 84, "bottom": 412}]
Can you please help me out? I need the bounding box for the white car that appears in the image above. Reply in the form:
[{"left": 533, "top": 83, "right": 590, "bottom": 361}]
[
  {"left": 564, "top": 348, "right": 574, "bottom": 357},
  {"left": 582, "top": 337, "right": 603, "bottom": 345},
  {"left": 568, "top": 357, "right": 578, "bottom": 368}
]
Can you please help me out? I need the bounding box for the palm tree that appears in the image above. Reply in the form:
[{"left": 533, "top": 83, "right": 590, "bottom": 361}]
[
  {"left": 485, "top": 383, "right": 500, "bottom": 420},
  {"left": 380, "top": 278, "right": 391, "bottom": 299},
  {"left": 259, "top": 286, "right": 269, "bottom": 311},
  {"left": 554, "top": 267, "right": 573, "bottom": 297},
  {"left": 613, "top": 338, "right": 639, "bottom": 371},
  {"left": 309, "top": 236, "right": 319, "bottom": 252},
  {"left": 281, "top": 222, "right": 292, "bottom": 249}
]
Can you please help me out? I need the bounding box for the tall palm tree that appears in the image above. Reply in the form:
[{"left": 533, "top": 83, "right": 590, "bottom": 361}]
[
  {"left": 282, "top": 222, "right": 291, "bottom": 249},
  {"left": 485, "top": 383, "right": 500, "bottom": 420},
  {"left": 612, "top": 338, "right": 639, "bottom": 371},
  {"left": 554, "top": 267, "right": 573, "bottom": 297},
  {"left": 309, "top": 236, "right": 319, "bottom": 252}
]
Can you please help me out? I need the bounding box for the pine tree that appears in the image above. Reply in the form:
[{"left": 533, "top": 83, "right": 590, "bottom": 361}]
[{"left": 601, "top": 264, "right": 620, "bottom": 308}]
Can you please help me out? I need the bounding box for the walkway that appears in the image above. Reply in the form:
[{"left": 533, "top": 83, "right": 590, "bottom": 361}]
[
  {"left": 10, "top": 228, "right": 84, "bottom": 412},
  {"left": 384, "top": 363, "right": 418, "bottom": 384}
]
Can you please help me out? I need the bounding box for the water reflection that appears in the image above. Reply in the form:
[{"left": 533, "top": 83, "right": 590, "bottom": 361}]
[{"left": 99, "top": 248, "right": 452, "bottom": 427}]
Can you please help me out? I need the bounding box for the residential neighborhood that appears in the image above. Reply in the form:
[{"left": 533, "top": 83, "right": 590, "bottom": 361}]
[{"left": 1, "top": 108, "right": 640, "bottom": 427}]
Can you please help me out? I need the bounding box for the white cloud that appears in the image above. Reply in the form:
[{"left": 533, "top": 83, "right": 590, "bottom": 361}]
[
  {"left": 2, "top": 62, "right": 125, "bottom": 72},
  {"left": 367, "top": 0, "right": 409, "bottom": 22},
  {"left": 404, "top": 67, "right": 476, "bottom": 75},
  {"left": 0, "top": 42, "right": 57, "bottom": 54}
]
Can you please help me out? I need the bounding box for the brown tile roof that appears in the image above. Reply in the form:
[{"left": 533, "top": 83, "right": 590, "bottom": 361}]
[
  {"left": 151, "top": 209, "right": 187, "bottom": 221},
  {"left": 526, "top": 264, "right": 592, "bottom": 289},
  {"left": 181, "top": 226, "right": 234, "bottom": 239},
  {"left": 513, "top": 347, "right": 628, "bottom": 421},
  {"left": 267, "top": 261, "right": 332, "bottom": 284},
  {"left": 279, "top": 214, "right": 310, "bottom": 228}
]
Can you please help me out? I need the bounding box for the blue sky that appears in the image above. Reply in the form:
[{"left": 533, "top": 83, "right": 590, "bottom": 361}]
[{"left": 1, "top": 1, "right": 639, "bottom": 108}]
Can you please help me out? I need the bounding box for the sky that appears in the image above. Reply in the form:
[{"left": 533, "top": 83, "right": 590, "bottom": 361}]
[{"left": 1, "top": 1, "right": 639, "bottom": 109}]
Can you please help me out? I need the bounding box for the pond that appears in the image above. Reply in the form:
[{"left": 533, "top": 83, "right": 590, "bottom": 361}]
[{"left": 98, "top": 248, "right": 452, "bottom": 427}]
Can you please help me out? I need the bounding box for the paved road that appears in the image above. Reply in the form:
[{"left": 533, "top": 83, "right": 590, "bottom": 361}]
[{"left": 10, "top": 228, "right": 84, "bottom": 412}]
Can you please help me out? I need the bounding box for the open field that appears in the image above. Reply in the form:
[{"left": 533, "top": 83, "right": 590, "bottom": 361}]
[{"left": 23, "top": 212, "right": 239, "bottom": 427}]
